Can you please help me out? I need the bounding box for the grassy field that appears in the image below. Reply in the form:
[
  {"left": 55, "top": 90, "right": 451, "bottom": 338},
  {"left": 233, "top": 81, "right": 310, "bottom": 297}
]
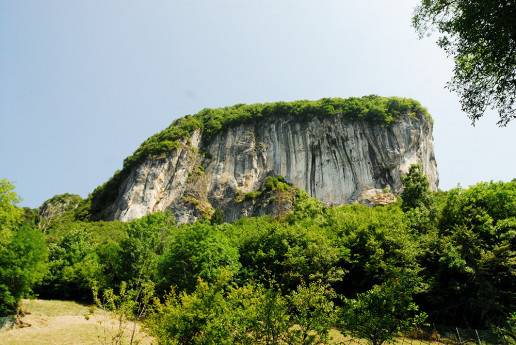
[
  {"left": 0, "top": 299, "right": 153, "bottom": 345},
  {"left": 0, "top": 300, "right": 476, "bottom": 345},
  {"left": 0, "top": 300, "right": 417, "bottom": 345}
]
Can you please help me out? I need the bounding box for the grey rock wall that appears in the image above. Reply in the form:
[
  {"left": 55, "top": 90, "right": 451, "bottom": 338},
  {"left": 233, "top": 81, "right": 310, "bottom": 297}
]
[{"left": 110, "top": 113, "right": 438, "bottom": 223}]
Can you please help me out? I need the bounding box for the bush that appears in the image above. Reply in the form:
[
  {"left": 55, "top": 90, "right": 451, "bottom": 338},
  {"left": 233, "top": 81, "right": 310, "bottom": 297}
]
[
  {"left": 0, "top": 224, "right": 47, "bottom": 315},
  {"left": 36, "top": 228, "right": 99, "bottom": 301},
  {"left": 237, "top": 219, "right": 344, "bottom": 291},
  {"left": 339, "top": 276, "right": 427, "bottom": 345},
  {"left": 244, "top": 191, "right": 258, "bottom": 200},
  {"left": 147, "top": 273, "right": 337, "bottom": 345},
  {"left": 0, "top": 179, "right": 47, "bottom": 315},
  {"left": 147, "top": 275, "right": 234, "bottom": 345},
  {"left": 156, "top": 223, "right": 241, "bottom": 293}
]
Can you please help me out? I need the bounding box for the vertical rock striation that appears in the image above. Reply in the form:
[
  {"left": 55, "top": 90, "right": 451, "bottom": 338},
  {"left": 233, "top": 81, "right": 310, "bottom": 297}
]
[{"left": 110, "top": 113, "right": 438, "bottom": 223}]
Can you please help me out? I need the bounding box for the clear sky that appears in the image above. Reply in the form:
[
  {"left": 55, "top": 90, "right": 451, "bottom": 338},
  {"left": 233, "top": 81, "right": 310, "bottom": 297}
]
[{"left": 1, "top": 0, "right": 515, "bottom": 209}]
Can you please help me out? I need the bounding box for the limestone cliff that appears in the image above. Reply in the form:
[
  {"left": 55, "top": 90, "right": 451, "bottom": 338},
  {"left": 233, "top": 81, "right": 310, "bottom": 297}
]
[{"left": 108, "top": 112, "right": 438, "bottom": 224}]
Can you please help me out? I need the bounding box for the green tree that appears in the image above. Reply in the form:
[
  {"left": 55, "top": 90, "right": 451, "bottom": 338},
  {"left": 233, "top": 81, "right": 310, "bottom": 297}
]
[
  {"left": 118, "top": 211, "right": 176, "bottom": 287},
  {"left": 324, "top": 203, "right": 419, "bottom": 295},
  {"left": 401, "top": 164, "right": 438, "bottom": 234},
  {"left": 339, "top": 276, "right": 427, "bottom": 345},
  {"left": 413, "top": 0, "right": 516, "bottom": 125},
  {"left": 401, "top": 164, "right": 434, "bottom": 212},
  {"left": 37, "top": 228, "right": 100, "bottom": 301},
  {"left": 286, "top": 281, "right": 337, "bottom": 345},
  {"left": 420, "top": 181, "right": 516, "bottom": 327},
  {"left": 157, "top": 222, "right": 241, "bottom": 293},
  {"left": 0, "top": 224, "right": 47, "bottom": 315},
  {"left": 236, "top": 219, "right": 344, "bottom": 291},
  {"left": 0, "top": 179, "right": 47, "bottom": 315},
  {"left": 0, "top": 179, "right": 23, "bottom": 247}
]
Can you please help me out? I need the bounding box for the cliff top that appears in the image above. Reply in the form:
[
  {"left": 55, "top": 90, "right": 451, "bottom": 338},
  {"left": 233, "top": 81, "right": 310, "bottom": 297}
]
[{"left": 126, "top": 95, "right": 430, "bottom": 170}]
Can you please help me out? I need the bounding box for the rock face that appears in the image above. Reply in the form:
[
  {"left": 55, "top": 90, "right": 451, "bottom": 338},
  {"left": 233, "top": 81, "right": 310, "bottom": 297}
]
[{"left": 110, "top": 114, "right": 438, "bottom": 223}]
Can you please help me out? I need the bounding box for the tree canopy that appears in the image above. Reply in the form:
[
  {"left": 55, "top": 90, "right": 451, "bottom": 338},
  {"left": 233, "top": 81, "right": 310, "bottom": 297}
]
[
  {"left": 413, "top": 0, "right": 516, "bottom": 126},
  {"left": 0, "top": 179, "right": 47, "bottom": 315},
  {"left": 4, "top": 171, "right": 516, "bottom": 341}
]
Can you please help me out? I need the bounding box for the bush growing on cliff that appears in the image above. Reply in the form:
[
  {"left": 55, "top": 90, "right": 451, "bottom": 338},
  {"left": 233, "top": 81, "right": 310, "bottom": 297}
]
[{"left": 264, "top": 175, "right": 289, "bottom": 192}]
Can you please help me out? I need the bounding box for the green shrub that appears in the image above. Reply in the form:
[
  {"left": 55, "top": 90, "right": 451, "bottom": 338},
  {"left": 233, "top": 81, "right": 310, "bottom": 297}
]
[
  {"left": 0, "top": 224, "right": 47, "bottom": 315},
  {"left": 339, "top": 276, "right": 427, "bottom": 345},
  {"left": 265, "top": 180, "right": 275, "bottom": 191},
  {"left": 147, "top": 272, "right": 336, "bottom": 345},
  {"left": 36, "top": 228, "right": 99, "bottom": 301},
  {"left": 0, "top": 179, "right": 47, "bottom": 315},
  {"left": 244, "top": 191, "right": 259, "bottom": 200},
  {"left": 264, "top": 175, "right": 291, "bottom": 193},
  {"left": 156, "top": 223, "right": 240, "bottom": 293},
  {"left": 236, "top": 219, "right": 344, "bottom": 291}
]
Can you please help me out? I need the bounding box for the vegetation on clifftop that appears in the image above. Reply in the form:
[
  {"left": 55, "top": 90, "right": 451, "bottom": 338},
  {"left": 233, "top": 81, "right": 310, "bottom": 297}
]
[
  {"left": 125, "top": 95, "right": 429, "bottom": 171},
  {"left": 86, "top": 95, "right": 430, "bottom": 219}
]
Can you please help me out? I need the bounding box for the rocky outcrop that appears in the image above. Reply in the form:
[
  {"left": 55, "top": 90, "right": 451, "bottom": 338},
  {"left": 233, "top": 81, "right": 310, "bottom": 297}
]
[
  {"left": 110, "top": 113, "right": 438, "bottom": 223},
  {"left": 37, "top": 193, "right": 83, "bottom": 231}
]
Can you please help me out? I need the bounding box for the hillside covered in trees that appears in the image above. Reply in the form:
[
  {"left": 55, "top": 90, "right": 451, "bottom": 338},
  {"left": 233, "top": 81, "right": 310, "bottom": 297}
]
[{"left": 1, "top": 165, "right": 515, "bottom": 343}]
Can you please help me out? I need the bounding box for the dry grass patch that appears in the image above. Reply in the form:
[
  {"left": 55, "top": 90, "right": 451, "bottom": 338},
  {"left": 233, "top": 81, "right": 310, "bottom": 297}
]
[
  {"left": 0, "top": 299, "right": 153, "bottom": 345},
  {"left": 20, "top": 299, "right": 93, "bottom": 317}
]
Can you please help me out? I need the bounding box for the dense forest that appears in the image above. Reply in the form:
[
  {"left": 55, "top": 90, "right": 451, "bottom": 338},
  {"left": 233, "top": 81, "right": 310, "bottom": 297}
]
[{"left": 1, "top": 163, "right": 515, "bottom": 344}]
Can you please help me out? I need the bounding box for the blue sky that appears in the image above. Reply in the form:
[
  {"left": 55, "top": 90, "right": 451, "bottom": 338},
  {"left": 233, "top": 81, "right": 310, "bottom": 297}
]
[{"left": 1, "top": 0, "right": 515, "bottom": 208}]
